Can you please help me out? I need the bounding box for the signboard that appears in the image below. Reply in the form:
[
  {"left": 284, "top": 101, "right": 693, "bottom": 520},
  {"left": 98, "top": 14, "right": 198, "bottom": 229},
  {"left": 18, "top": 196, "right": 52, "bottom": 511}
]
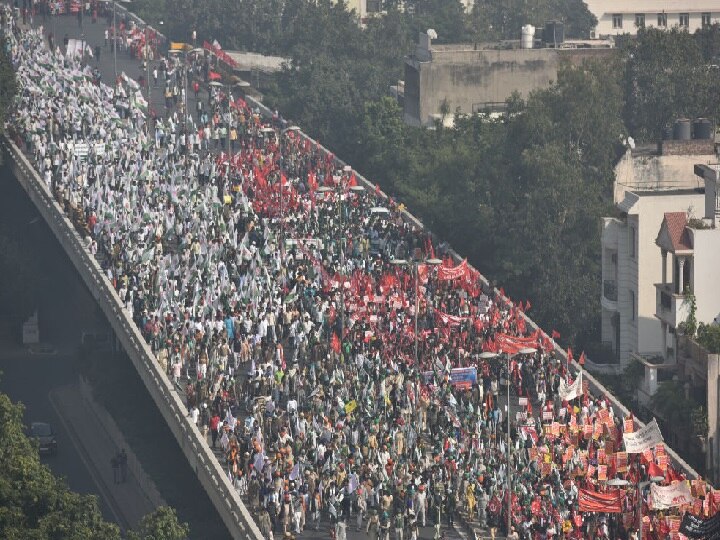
[{"left": 449, "top": 367, "right": 477, "bottom": 389}]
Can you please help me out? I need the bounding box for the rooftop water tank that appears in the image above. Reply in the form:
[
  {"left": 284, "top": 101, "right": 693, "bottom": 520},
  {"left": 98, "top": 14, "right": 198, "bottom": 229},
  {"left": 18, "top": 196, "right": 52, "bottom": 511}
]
[
  {"left": 543, "top": 21, "right": 564, "bottom": 46},
  {"left": 521, "top": 25, "right": 535, "bottom": 49},
  {"left": 673, "top": 118, "right": 691, "bottom": 140},
  {"left": 693, "top": 118, "right": 712, "bottom": 140}
]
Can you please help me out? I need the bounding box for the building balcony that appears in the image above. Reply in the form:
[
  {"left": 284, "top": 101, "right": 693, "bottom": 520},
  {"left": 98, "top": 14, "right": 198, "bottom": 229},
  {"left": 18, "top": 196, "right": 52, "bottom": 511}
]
[
  {"left": 655, "top": 283, "right": 690, "bottom": 329},
  {"left": 602, "top": 217, "right": 621, "bottom": 248},
  {"left": 601, "top": 279, "right": 618, "bottom": 311}
]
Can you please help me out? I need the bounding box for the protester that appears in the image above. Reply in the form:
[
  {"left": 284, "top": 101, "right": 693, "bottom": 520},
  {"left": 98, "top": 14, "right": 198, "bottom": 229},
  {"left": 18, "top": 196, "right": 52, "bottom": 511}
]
[{"left": 3, "top": 8, "right": 716, "bottom": 540}]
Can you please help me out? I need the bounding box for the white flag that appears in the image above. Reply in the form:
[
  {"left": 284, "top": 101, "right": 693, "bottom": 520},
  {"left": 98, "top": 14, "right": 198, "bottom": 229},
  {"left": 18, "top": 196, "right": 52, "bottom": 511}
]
[
  {"left": 623, "top": 418, "right": 664, "bottom": 453},
  {"left": 289, "top": 463, "right": 300, "bottom": 481},
  {"left": 559, "top": 371, "right": 582, "bottom": 402}
]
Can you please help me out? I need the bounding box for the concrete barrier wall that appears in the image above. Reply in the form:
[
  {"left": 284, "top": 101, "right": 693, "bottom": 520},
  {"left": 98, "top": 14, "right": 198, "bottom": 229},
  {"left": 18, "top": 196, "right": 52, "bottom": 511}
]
[
  {"left": 246, "top": 96, "right": 699, "bottom": 480},
  {"left": 1, "top": 136, "right": 263, "bottom": 540}
]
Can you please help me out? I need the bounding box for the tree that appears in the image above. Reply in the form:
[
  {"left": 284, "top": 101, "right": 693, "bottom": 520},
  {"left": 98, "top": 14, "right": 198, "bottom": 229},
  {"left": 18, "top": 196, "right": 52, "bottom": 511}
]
[
  {"left": 469, "top": 0, "right": 597, "bottom": 41},
  {"left": 0, "top": 387, "right": 191, "bottom": 539},
  {"left": 621, "top": 27, "right": 720, "bottom": 141},
  {"left": 127, "top": 507, "right": 189, "bottom": 540},
  {"left": 0, "top": 392, "right": 122, "bottom": 540}
]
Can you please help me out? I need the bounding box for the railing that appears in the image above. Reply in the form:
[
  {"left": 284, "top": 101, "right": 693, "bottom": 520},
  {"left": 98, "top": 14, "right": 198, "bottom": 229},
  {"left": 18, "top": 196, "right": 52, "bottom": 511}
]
[
  {"left": 603, "top": 279, "right": 618, "bottom": 302},
  {"left": 1, "top": 135, "right": 263, "bottom": 540}
]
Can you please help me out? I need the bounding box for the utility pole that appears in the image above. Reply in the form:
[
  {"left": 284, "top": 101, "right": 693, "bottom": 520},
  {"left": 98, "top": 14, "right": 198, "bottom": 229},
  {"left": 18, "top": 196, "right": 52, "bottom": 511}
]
[{"left": 112, "top": 0, "right": 117, "bottom": 80}]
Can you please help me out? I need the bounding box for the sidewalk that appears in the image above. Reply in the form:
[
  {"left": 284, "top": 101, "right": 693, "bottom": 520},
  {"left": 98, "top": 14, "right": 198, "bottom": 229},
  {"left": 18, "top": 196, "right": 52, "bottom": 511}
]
[{"left": 49, "top": 380, "right": 163, "bottom": 531}]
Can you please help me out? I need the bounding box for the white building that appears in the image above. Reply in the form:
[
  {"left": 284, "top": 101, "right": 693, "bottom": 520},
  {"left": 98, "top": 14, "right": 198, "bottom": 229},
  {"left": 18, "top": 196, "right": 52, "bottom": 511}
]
[
  {"left": 656, "top": 164, "right": 720, "bottom": 344},
  {"left": 600, "top": 144, "right": 711, "bottom": 367},
  {"left": 584, "top": 0, "right": 720, "bottom": 37}
]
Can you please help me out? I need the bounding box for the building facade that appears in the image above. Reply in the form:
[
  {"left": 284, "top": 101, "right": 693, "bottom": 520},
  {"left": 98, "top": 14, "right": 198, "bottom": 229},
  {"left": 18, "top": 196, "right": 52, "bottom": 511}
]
[
  {"left": 584, "top": 0, "right": 720, "bottom": 37},
  {"left": 600, "top": 144, "right": 711, "bottom": 367},
  {"left": 402, "top": 35, "right": 611, "bottom": 127}
]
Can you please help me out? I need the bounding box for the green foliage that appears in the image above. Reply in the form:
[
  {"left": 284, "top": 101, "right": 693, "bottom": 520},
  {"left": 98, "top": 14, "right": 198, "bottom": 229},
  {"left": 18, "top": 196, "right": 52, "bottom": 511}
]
[
  {"left": 0, "top": 387, "right": 190, "bottom": 539},
  {"left": 621, "top": 26, "right": 720, "bottom": 141},
  {"left": 469, "top": 0, "right": 597, "bottom": 41},
  {"left": 0, "top": 392, "right": 122, "bottom": 540},
  {"left": 127, "top": 507, "right": 189, "bottom": 540},
  {"left": 650, "top": 380, "right": 702, "bottom": 434},
  {"left": 684, "top": 288, "right": 697, "bottom": 337},
  {"left": 697, "top": 323, "right": 720, "bottom": 354}
]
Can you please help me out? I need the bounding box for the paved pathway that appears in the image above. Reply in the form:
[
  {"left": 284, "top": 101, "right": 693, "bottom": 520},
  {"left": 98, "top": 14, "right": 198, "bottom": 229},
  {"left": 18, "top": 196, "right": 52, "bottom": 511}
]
[{"left": 49, "top": 381, "right": 160, "bottom": 531}]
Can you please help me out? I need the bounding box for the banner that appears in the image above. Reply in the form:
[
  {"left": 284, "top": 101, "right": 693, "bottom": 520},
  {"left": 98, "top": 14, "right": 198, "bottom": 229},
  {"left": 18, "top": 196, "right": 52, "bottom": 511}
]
[
  {"left": 578, "top": 489, "right": 623, "bottom": 513},
  {"left": 438, "top": 259, "right": 468, "bottom": 281},
  {"left": 679, "top": 511, "right": 720, "bottom": 538},
  {"left": 450, "top": 367, "right": 477, "bottom": 389},
  {"left": 558, "top": 371, "right": 582, "bottom": 402},
  {"left": 623, "top": 418, "right": 664, "bottom": 453},
  {"left": 650, "top": 482, "right": 694, "bottom": 510},
  {"left": 434, "top": 310, "right": 467, "bottom": 327}
]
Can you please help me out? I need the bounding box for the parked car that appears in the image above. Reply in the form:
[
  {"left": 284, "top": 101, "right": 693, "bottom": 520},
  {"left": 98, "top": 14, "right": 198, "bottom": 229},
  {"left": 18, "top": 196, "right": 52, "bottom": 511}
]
[{"left": 30, "top": 422, "right": 58, "bottom": 456}]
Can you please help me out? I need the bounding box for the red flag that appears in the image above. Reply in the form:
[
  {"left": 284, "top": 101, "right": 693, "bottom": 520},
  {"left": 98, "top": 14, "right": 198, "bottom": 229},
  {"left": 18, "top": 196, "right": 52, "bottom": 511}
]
[
  {"left": 208, "top": 71, "right": 222, "bottom": 81},
  {"left": 551, "top": 330, "right": 561, "bottom": 340},
  {"left": 567, "top": 347, "right": 574, "bottom": 363},
  {"left": 348, "top": 172, "right": 358, "bottom": 187},
  {"left": 579, "top": 352, "right": 586, "bottom": 366},
  {"left": 578, "top": 489, "right": 623, "bottom": 513},
  {"left": 647, "top": 461, "right": 663, "bottom": 479},
  {"left": 526, "top": 299, "right": 531, "bottom": 311},
  {"left": 331, "top": 333, "right": 341, "bottom": 354}
]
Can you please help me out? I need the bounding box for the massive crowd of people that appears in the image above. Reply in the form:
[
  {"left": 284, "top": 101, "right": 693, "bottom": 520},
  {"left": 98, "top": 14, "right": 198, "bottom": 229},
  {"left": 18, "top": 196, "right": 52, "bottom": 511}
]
[{"left": 3, "top": 6, "right": 717, "bottom": 540}]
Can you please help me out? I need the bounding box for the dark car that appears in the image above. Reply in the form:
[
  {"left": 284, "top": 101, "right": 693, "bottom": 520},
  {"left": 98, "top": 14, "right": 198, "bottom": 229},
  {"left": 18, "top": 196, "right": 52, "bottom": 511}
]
[{"left": 30, "top": 422, "right": 58, "bottom": 456}]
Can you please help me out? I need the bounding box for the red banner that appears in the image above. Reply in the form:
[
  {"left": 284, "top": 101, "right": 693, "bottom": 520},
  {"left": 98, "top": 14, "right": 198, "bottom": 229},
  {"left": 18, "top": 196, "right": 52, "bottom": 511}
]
[
  {"left": 438, "top": 259, "right": 468, "bottom": 281},
  {"left": 578, "top": 489, "right": 623, "bottom": 513}
]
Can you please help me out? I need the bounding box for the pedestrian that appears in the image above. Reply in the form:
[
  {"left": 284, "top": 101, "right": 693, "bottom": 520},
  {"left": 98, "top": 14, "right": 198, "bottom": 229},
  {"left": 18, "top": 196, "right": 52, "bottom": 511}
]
[
  {"left": 111, "top": 454, "right": 120, "bottom": 484},
  {"left": 153, "top": 66, "right": 158, "bottom": 87},
  {"left": 94, "top": 44, "right": 100, "bottom": 62},
  {"left": 119, "top": 449, "right": 128, "bottom": 482},
  {"left": 104, "top": 28, "right": 108, "bottom": 47}
]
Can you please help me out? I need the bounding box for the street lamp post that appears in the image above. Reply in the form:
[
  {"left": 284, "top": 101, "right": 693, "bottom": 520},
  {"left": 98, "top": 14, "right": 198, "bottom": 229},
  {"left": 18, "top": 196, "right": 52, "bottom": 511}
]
[
  {"left": 279, "top": 126, "right": 300, "bottom": 259},
  {"left": 390, "top": 256, "right": 441, "bottom": 366},
  {"left": 112, "top": 0, "right": 117, "bottom": 80},
  {"left": 317, "top": 176, "right": 360, "bottom": 342},
  {"left": 608, "top": 475, "right": 663, "bottom": 540}
]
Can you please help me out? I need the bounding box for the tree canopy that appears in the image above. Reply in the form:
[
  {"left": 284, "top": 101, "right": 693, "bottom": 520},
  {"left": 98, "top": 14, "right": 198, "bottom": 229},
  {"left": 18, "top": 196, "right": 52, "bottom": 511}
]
[{"left": 0, "top": 389, "right": 189, "bottom": 539}]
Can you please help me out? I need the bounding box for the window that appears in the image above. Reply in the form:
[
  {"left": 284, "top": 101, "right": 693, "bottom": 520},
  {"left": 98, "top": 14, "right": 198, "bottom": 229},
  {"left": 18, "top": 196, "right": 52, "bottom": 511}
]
[
  {"left": 702, "top": 13, "right": 712, "bottom": 27},
  {"left": 630, "top": 290, "right": 636, "bottom": 321},
  {"left": 629, "top": 226, "right": 636, "bottom": 258},
  {"left": 657, "top": 13, "right": 667, "bottom": 27},
  {"left": 679, "top": 13, "right": 689, "bottom": 27},
  {"left": 612, "top": 14, "right": 623, "bottom": 29},
  {"left": 635, "top": 14, "right": 645, "bottom": 28}
]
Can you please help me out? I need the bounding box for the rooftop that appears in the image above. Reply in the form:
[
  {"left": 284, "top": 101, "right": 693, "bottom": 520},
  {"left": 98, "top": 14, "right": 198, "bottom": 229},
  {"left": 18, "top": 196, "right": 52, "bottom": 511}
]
[{"left": 657, "top": 212, "right": 693, "bottom": 252}]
